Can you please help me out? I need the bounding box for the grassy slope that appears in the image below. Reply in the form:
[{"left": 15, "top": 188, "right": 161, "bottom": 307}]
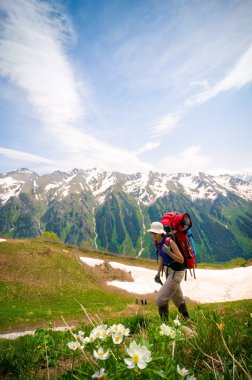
[
  {"left": 0, "top": 240, "right": 137, "bottom": 332},
  {"left": 0, "top": 239, "right": 251, "bottom": 333}
]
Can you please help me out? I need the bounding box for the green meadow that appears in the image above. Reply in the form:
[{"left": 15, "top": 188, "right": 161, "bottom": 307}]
[{"left": 0, "top": 239, "right": 251, "bottom": 379}]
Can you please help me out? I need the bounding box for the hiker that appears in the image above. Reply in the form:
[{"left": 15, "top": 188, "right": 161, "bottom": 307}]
[{"left": 148, "top": 221, "right": 190, "bottom": 321}]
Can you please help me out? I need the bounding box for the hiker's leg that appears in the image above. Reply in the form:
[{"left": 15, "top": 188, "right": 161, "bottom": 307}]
[
  {"left": 172, "top": 287, "right": 190, "bottom": 320},
  {"left": 171, "top": 285, "right": 184, "bottom": 308},
  {"left": 156, "top": 268, "right": 184, "bottom": 320},
  {"left": 170, "top": 271, "right": 190, "bottom": 320},
  {"left": 158, "top": 304, "right": 169, "bottom": 320},
  {"left": 178, "top": 300, "right": 190, "bottom": 320}
]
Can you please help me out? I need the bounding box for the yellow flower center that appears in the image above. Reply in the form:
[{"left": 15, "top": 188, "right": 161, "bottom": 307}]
[{"left": 132, "top": 354, "right": 139, "bottom": 363}]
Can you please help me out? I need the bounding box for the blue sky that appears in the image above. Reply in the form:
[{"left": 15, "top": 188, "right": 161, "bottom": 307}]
[{"left": 0, "top": 0, "right": 252, "bottom": 175}]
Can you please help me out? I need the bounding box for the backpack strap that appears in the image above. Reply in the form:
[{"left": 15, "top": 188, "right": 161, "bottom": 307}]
[{"left": 164, "top": 237, "right": 172, "bottom": 246}]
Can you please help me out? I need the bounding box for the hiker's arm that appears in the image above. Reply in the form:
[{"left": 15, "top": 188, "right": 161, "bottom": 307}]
[
  {"left": 167, "top": 240, "right": 184, "bottom": 264},
  {"left": 154, "top": 256, "right": 163, "bottom": 283},
  {"left": 157, "top": 255, "right": 163, "bottom": 272}
]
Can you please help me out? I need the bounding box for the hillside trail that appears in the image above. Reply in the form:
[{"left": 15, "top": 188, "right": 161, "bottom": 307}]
[
  {"left": 0, "top": 325, "right": 74, "bottom": 340},
  {"left": 0, "top": 300, "right": 154, "bottom": 340}
]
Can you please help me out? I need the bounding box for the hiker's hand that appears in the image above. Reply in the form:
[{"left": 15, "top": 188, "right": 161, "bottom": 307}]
[
  {"left": 154, "top": 272, "right": 161, "bottom": 283},
  {"left": 162, "top": 244, "right": 171, "bottom": 255}
]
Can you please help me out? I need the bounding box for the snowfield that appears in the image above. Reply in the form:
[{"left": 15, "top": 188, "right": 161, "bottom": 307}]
[{"left": 80, "top": 257, "right": 252, "bottom": 303}]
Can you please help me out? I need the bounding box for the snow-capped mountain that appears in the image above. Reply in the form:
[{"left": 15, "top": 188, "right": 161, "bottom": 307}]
[
  {"left": 0, "top": 168, "right": 251, "bottom": 206},
  {"left": 0, "top": 168, "right": 251, "bottom": 263}
]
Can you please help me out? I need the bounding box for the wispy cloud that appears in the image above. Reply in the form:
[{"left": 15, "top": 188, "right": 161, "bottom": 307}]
[
  {"left": 189, "top": 80, "right": 210, "bottom": 90},
  {"left": 0, "top": 0, "right": 83, "bottom": 128},
  {"left": 0, "top": 0, "right": 152, "bottom": 174},
  {"left": 149, "top": 43, "right": 252, "bottom": 141},
  {"left": 135, "top": 142, "right": 160, "bottom": 155},
  {"left": 186, "top": 44, "right": 252, "bottom": 107},
  {"left": 0, "top": 0, "right": 251, "bottom": 175},
  {"left": 0, "top": 147, "right": 53, "bottom": 164},
  {"left": 159, "top": 145, "right": 211, "bottom": 173},
  {"left": 151, "top": 111, "right": 183, "bottom": 137},
  {"left": 49, "top": 128, "right": 154, "bottom": 173}
]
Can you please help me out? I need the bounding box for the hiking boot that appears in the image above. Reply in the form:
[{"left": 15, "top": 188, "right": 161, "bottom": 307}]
[
  {"left": 158, "top": 304, "right": 169, "bottom": 320},
  {"left": 178, "top": 301, "right": 190, "bottom": 320}
]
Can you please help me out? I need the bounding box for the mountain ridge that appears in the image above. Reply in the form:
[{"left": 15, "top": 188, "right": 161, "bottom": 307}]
[
  {"left": 1, "top": 167, "right": 252, "bottom": 206},
  {"left": 0, "top": 168, "right": 252, "bottom": 263}
]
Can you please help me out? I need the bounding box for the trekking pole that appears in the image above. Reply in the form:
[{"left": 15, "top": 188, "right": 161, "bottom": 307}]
[{"left": 193, "top": 267, "right": 196, "bottom": 279}]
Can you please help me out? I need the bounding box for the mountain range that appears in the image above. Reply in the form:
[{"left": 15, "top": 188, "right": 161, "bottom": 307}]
[{"left": 0, "top": 168, "right": 252, "bottom": 262}]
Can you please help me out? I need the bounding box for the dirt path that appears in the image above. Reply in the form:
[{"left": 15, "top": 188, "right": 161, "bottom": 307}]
[{"left": 0, "top": 325, "right": 75, "bottom": 340}]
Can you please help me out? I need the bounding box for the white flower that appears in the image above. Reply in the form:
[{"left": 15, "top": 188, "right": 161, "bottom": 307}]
[
  {"left": 177, "top": 364, "right": 189, "bottom": 377},
  {"left": 160, "top": 323, "right": 172, "bottom": 335},
  {"left": 124, "top": 340, "right": 152, "bottom": 369},
  {"left": 106, "top": 327, "right": 112, "bottom": 336},
  {"left": 170, "top": 328, "right": 176, "bottom": 339},
  {"left": 76, "top": 330, "right": 85, "bottom": 343},
  {"left": 84, "top": 332, "right": 96, "bottom": 344},
  {"left": 112, "top": 323, "right": 119, "bottom": 331},
  {"left": 121, "top": 326, "right": 130, "bottom": 336},
  {"left": 112, "top": 332, "right": 123, "bottom": 344},
  {"left": 160, "top": 323, "right": 177, "bottom": 339},
  {"left": 174, "top": 315, "right": 181, "bottom": 327},
  {"left": 92, "top": 367, "right": 105, "bottom": 378},
  {"left": 92, "top": 325, "right": 107, "bottom": 340},
  {"left": 110, "top": 323, "right": 130, "bottom": 336},
  {"left": 110, "top": 323, "right": 121, "bottom": 333},
  {"left": 93, "top": 347, "right": 109, "bottom": 360},
  {"left": 67, "top": 341, "right": 80, "bottom": 351},
  {"left": 187, "top": 375, "right": 197, "bottom": 380}
]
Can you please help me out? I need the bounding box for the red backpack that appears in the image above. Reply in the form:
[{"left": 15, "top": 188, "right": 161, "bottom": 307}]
[{"left": 160, "top": 211, "right": 196, "bottom": 279}]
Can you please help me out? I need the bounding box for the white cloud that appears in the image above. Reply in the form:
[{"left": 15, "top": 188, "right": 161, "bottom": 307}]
[
  {"left": 0, "top": 0, "right": 84, "bottom": 129},
  {"left": 206, "top": 167, "right": 252, "bottom": 177},
  {"left": 134, "top": 142, "right": 160, "bottom": 155},
  {"left": 186, "top": 44, "right": 252, "bottom": 107},
  {"left": 149, "top": 44, "right": 252, "bottom": 144},
  {"left": 151, "top": 111, "right": 183, "bottom": 137},
  {"left": 0, "top": 1, "right": 251, "bottom": 175},
  {"left": 189, "top": 80, "right": 210, "bottom": 89},
  {"left": 159, "top": 145, "right": 211, "bottom": 173},
  {"left": 0, "top": 147, "right": 53, "bottom": 164},
  {"left": 0, "top": 0, "right": 154, "bottom": 174}
]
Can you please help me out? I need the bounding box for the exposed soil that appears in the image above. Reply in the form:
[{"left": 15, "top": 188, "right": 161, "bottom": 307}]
[{"left": 87, "top": 259, "right": 134, "bottom": 282}]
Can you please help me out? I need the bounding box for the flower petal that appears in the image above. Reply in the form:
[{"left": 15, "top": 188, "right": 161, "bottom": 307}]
[{"left": 124, "top": 358, "right": 135, "bottom": 368}]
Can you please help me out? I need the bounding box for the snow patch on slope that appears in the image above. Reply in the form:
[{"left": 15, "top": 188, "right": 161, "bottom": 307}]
[
  {"left": 0, "top": 177, "right": 24, "bottom": 204},
  {"left": 177, "top": 175, "right": 219, "bottom": 201},
  {"left": 80, "top": 257, "right": 252, "bottom": 302}
]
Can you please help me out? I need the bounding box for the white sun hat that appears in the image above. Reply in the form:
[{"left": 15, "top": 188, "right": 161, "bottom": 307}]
[{"left": 147, "top": 221, "right": 166, "bottom": 234}]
